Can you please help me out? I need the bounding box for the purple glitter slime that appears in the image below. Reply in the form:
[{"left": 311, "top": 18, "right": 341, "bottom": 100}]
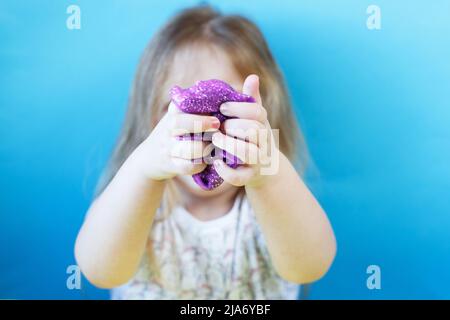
[{"left": 170, "top": 79, "right": 255, "bottom": 190}]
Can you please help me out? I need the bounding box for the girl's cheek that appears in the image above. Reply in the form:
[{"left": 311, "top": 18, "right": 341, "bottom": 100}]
[
  {"left": 177, "top": 175, "right": 197, "bottom": 188},
  {"left": 175, "top": 175, "right": 207, "bottom": 194}
]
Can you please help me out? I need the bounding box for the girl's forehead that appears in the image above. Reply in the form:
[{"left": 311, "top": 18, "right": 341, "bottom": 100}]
[{"left": 167, "top": 44, "right": 244, "bottom": 92}]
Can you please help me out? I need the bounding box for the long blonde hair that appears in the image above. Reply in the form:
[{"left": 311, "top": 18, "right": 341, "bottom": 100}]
[{"left": 97, "top": 5, "right": 308, "bottom": 211}]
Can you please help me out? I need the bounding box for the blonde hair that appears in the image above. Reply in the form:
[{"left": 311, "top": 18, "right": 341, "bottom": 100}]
[{"left": 97, "top": 5, "right": 308, "bottom": 212}]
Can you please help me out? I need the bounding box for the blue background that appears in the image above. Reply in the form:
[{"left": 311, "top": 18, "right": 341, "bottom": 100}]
[{"left": 1, "top": 0, "right": 449, "bottom": 299}]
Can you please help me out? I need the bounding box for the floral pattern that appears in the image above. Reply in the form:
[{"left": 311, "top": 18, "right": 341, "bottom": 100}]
[{"left": 111, "top": 196, "right": 299, "bottom": 300}]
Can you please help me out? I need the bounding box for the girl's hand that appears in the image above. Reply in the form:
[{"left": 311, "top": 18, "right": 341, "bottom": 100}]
[
  {"left": 135, "top": 103, "right": 220, "bottom": 181},
  {"left": 212, "top": 75, "right": 280, "bottom": 188}
]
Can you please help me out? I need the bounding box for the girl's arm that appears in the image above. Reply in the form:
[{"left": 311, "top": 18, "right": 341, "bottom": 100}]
[
  {"left": 245, "top": 153, "right": 336, "bottom": 284},
  {"left": 75, "top": 146, "right": 165, "bottom": 288},
  {"left": 212, "top": 75, "right": 336, "bottom": 284},
  {"left": 75, "top": 108, "right": 219, "bottom": 288}
]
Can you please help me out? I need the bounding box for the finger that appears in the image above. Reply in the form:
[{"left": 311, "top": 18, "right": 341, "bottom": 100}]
[
  {"left": 242, "top": 74, "right": 262, "bottom": 105},
  {"left": 219, "top": 101, "right": 267, "bottom": 122},
  {"left": 171, "top": 113, "right": 220, "bottom": 136},
  {"left": 213, "top": 159, "right": 255, "bottom": 186},
  {"left": 171, "top": 140, "right": 209, "bottom": 160},
  {"left": 222, "top": 119, "right": 265, "bottom": 145},
  {"left": 167, "top": 101, "right": 181, "bottom": 114},
  {"left": 212, "top": 132, "right": 259, "bottom": 165},
  {"left": 171, "top": 157, "right": 206, "bottom": 175}
]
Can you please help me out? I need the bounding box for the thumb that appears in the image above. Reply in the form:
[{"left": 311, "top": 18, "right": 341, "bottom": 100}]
[{"left": 242, "top": 74, "right": 262, "bottom": 105}]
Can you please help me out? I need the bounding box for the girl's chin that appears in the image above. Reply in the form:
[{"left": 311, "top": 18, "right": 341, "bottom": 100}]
[{"left": 175, "top": 175, "right": 236, "bottom": 197}]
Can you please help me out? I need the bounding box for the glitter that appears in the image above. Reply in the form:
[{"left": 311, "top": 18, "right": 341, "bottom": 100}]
[{"left": 170, "top": 79, "right": 255, "bottom": 190}]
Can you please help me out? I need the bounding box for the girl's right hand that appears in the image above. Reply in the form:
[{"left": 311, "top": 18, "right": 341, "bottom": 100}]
[{"left": 132, "top": 102, "right": 220, "bottom": 181}]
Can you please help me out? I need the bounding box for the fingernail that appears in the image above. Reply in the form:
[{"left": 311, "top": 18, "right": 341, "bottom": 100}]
[
  {"left": 220, "top": 103, "right": 228, "bottom": 114},
  {"left": 211, "top": 117, "right": 220, "bottom": 129}
]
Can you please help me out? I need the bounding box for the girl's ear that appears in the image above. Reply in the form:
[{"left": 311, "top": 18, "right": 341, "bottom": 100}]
[{"left": 243, "top": 74, "right": 262, "bottom": 105}]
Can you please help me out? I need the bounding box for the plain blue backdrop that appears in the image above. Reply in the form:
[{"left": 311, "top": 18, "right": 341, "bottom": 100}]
[{"left": 1, "top": 0, "right": 449, "bottom": 299}]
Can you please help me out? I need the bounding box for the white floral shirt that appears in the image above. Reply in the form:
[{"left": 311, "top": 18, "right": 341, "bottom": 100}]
[{"left": 111, "top": 195, "right": 299, "bottom": 299}]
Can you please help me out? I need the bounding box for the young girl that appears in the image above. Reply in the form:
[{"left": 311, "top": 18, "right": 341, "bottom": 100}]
[{"left": 75, "top": 5, "right": 336, "bottom": 300}]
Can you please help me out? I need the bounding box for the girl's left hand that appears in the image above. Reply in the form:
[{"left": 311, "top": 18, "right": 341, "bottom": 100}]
[{"left": 212, "top": 74, "right": 279, "bottom": 188}]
